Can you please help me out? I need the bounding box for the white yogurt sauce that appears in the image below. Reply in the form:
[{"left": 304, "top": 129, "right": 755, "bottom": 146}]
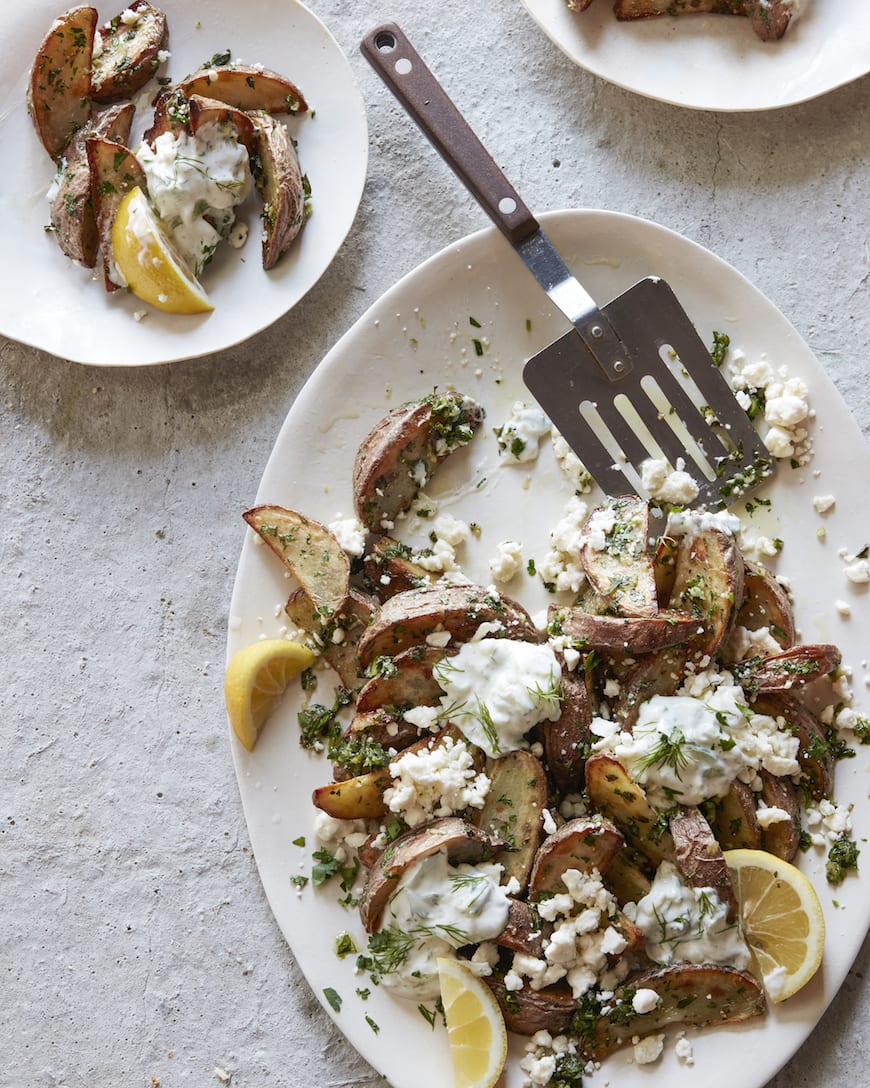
[
  {"left": 433, "top": 638, "right": 562, "bottom": 758},
  {"left": 136, "top": 120, "right": 252, "bottom": 276},
  {"left": 378, "top": 850, "right": 512, "bottom": 998},
  {"left": 626, "top": 861, "right": 751, "bottom": 970}
]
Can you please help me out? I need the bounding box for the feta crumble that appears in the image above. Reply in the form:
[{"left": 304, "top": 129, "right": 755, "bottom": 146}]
[{"left": 383, "top": 735, "right": 491, "bottom": 828}]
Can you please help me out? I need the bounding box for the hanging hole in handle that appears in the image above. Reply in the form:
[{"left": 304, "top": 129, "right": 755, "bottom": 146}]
[{"left": 374, "top": 30, "right": 397, "bottom": 52}]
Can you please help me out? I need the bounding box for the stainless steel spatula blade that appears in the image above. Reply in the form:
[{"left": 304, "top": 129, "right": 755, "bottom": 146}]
[{"left": 361, "top": 23, "right": 775, "bottom": 508}]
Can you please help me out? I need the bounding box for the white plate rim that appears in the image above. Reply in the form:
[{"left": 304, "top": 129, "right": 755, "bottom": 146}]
[
  {"left": 0, "top": 0, "right": 368, "bottom": 367},
  {"left": 226, "top": 207, "right": 870, "bottom": 1088},
  {"left": 521, "top": 0, "right": 870, "bottom": 112}
]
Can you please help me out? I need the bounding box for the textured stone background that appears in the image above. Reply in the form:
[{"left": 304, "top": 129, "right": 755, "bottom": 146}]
[{"left": 2, "top": 2, "right": 868, "bottom": 1086}]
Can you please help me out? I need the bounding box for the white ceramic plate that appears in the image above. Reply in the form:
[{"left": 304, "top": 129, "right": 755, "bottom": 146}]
[
  {"left": 226, "top": 209, "right": 870, "bottom": 1088},
  {"left": 522, "top": 0, "right": 870, "bottom": 112},
  {"left": 0, "top": 0, "right": 367, "bottom": 366}
]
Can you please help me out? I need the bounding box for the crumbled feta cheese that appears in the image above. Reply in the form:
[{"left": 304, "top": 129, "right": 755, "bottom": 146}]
[
  {"left": 674, "top": 1035, "right": 694, "bottom": 1065},
  {"left": 551, "top": 429, "right": 594, "bottom": 493},
  {"left": 813, "top": 494, "right": 836, "bottom": 515},
  {"left": 722, "top": 624, "right": 783, "bottom": 663},
  {"left": 538, "top": 495, "right": 589, "bottom": 594},
  {"left": 631, "top": 988, "right": 661, "bottom": 1014},
  {"left": 542, "top": 808, "right": 558, "bottom": 835},
  {"left": 633, "top": 1034, "right": 665, "bottom": 1065},
  {"left": 640, "top": 458, "right": 700, "bottom": 506},
  {"left": 843, "top": 555, "right": 870, "bottom": 584},
  {"left": 383, "top": 735, "right": 491, "bottom": 828},
  {"left": 489, "top": 540, "right": 523, "bottom": 583}
]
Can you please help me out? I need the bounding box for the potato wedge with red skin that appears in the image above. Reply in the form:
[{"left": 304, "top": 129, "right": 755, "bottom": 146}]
[
  {"left": 528, "top": 818, "right": 623, "bottom": 900},
  {"left": 608, "top": 645, "right": 688, "bottom": 730},
  {"left": 730, "top": 560, "right": 796, "bottom": 654},
  {"left": 485, "top": 975, "right": 575, "bottom": 1036},
  {"left": 549, "top": 605, "right": 699, "bottom": 655},
  {"left": 603, "top": 847, "right": 653, "bottom": 905},
  {"left": 285, "top": 586, "right": 375, "bottom": 689},
  {"left": 584, "top": 963, "right": 765, "bottom": 1061},
  {"left": 579, "top": 496, "right": 657, "bottom": 617},
  {"left": 754, "top": 693, "right": 834, "bottom": 801},
  {"left": 90, "top": 1, "right": 168, "bottom": 103},
  {"left": 355, "top": 644, "right": 445, "bottom": 716},
  {"left": 711, "top": 778, "right": 761, "bottom": 851},
  {"left": 312, "top": 767, "right": 392, "bottom": 821},
  {"left": 541, "top": 666, "right": 592, "bottom": 792},
  {"left": 188, "top": 94, "right": 256, "bottom": 152},
  {"left": 670, "top": 807, "right": 738, "bottom": 920},
  {"left": 472, "top": 750, "right": 548, "bottom": 892},
  {"left": 87, "top": 134, "right": 147, "bottom": 290},
  {"left": 359, "top": 817, "right": 503, "bottom": 932},
  {"left": 142, "top": 88, "right": 191, "bottom": 147},
  {"left": 249, "top": 111, "right": 306, "bottom": 270},
  {"left": 354, "top": 393, "right": 484, "bottom": 531},
  {"left": 585, "top": 753, "right": 674, "bottom": 866},
  {"left": 746, "top": 0, "right": 795, "bottom": 41},
  {"left": 357, "top": 583, "right": 537, "bottom": 669},
  {"left": 244, "top": 504, "right": 350, "bottom": 617},
  {"left": 178, "top": 64, "right": 308, "bottom": 114},
  {"left": 733, "top": 643, "right": 841, "bottom": 698},
  {"left": 493, "top": 899, "right": 546, "bottom": 958},
  {"left": 667, "top": 525, "right": 744, "bottom": 659},
  {"left": 363, "top": 535, "right": 431, "bottom": 600},
  {"left": 758, "top": 770, "right": 801, "bottom": 862},
  {"left": 28, "top": 6, "right": 97, "bottom": 161},
  {"left": 614, "top": 0, "right": 745, "bottom": 17},
  {"left": 50, "top": 101, "right": 134, "bottom": 268}
]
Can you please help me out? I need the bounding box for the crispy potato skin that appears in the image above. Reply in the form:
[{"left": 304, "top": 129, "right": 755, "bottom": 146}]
[
  {"left": 28, "top": 6, "right": 98, "bottom": 161},
  {"left": 754, "top": 693, "right": 834, "bottom": 801},
  {"left": 528, "top": 818, "right": 623, "bottom": 900},
  {"left": 178, "top": 65, "right": 308, "bottom": 114},
  {"left": 188, "top": 94, "right": 256, "bottom": 152},
  {"left": 670, "top": 806, "right": 738, "bottom": 920},
  {"left": 87, "top": 133, "right": 146, "bottom": 290},
  {"left": 363, "top": 536, "right": 431, "bottom": 601},
  {"left": 90, "top": 1, "right": 168, "bottom": 103},
  {"left": 729, "top": 560, "right": 796, "bottom": 655},
  {"left": 542, "top": 665, "right": 591, "bottom": 792},
  {"left": 50, "top": 101, "right": 134, "bottom": 268},
  {"left": 250, "top": 111, "right": 306, "bottom": 270},
  {"left": 550, "top": 606, "right": 699, "bottom": 655},
  {"left": 485, "top": 974, "right": 575, "bottom": 1036},
  {"left": 733, "top": 643, "right": 841, "bottom": 697}
]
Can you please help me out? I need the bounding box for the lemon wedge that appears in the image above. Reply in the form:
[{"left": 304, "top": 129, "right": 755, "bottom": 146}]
[
  {"left": 111, "top": 186, "right": 213, "bottom": 314},
  {"left": 225, "top": 639, "right": 315, "bottom": 751},
  {"left": 437, "top": 957, "right": 507, "bottom": 1088},
  {"left": 725, "top": 848, "right": 826, "bottom": 1003}
]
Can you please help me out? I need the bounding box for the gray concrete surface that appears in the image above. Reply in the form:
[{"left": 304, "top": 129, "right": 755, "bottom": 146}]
[{"left": 2, "top": 2, "right": 869, "bottom": 1086}]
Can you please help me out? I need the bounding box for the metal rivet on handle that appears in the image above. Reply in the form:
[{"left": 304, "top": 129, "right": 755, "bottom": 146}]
[
  {"left": 395, "top": 58, "right": 412, "bottom": 75},
  {"left": 591, "top": 325, "right": 604, "bottom": 339},
  {"left": 498, "top": 197, "right": 517, "bottom": 215}
]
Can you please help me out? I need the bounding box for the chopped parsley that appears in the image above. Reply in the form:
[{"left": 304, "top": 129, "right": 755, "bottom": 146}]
[{"left": 323, "top": 987, "right": 342, "bottom": 1013}]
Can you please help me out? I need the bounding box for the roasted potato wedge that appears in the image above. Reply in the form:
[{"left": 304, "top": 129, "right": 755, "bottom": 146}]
[
  {"left": 602, "top": 847, "right": 653, "bottom": 905},
  {"left": 585, "top": 753, "right": 674, "bottom": 866},
  {"left": 607, "top": 646, "right": 688, "bottom": 730},
  {"left": 359, "top": 817, "right": 503, "bottom": 932},
  {"left": 528, "top": 818, "right": 623, "bottom": 900},
  {"left": 90, "top": 1, "right": 168, "bottom": 103},
  {"left": 579, "top": 496, "right": 657, "bottom": 617},
  {"left": 584, "top": 963, "right": 765, "bottom": 1061},
  {"left": 612, "top": 0, "right": 793, "bottom": 42},
  {"left": 355, "top": 645, "right": 445, "bottom": 716},
  {"left": 486, "top": 974, "right": 575, "bottom": 1036},
  {"left": 332, "top": 708, "right": 420, "bottom": 781},
  {"left": 549, "top": 606, "right": 699, "bottom": 655},
  {"left": 363, "top": 535, "right": 431, "bottom": 600},
  {"left": 87, "top": 135, "right": 147, "bottom": 291},
  {"left": 670, "top": 807, "right": 738, "bottom": 920},
  {"left": 541, "top": 666, "right": 592, "bottom": 792},
  {"left": 249, "top": 111, "right": 306, "bottom": 270},
  {"left": 710, "top": 778, "right": 761, "bottom": 851},
  {"left": 178, "top": 63, "right": 308, "bottom": 114},
  {"left": 312, "top": 767, "right": 392, "bottom": 822},
  {"left": 244, "top": 504, "right": 350, "bottom": 617},
  {"left": 733, "top": 643, "right": 841, "bottom": 697},
  {"left": 50, "top": 101, "right": 134, "bottom": 268},
  {"left": 667, "top": 525, "right": 744, "bottom": 658},
  {"left": 758, "top": 770, "right": 801, "bottom": 862},
  {"left": 652, "top": 533, "right": 678, "bottom": 607},
  {"left": 493, "top": 899, "right": 546, "bottom": 958},
  {"left": 746, "top": 0, "right": 795, "bottom": 41},
  {"left": 142, "top": 88, "right": 191, "bottom": 147},
  {"left": 472, "top": 750, "right": 548, "bottom": 892},
  {"left": 285, "top": 586, "right": 376, "bottom": 689},
  {"left": 353, "top": 392, "right": 484, "bottom": 531},
  {"left": 754, "top": 693, "right": 834, "bottom": 801},
  {"left": 188, "top": 94, "right": 256, "bottom": 152},
  {"left": 357, "top": 583, "right": 537, "bottom": 668},
  {"left": 730, "top": 560, "right": 796, "bottom": 653},
  {"left": 28, "top": 5, "right": 98, "bottom": 161}
]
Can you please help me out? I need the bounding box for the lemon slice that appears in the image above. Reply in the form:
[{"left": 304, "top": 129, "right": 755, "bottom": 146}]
[
  {"left": 437, "top": 957, "right": 507, "bottom": 1088},
  {"left": 225, "top": 639, "right": 315, "bottom": 751},
  {"left": 725, "top": 848, "right": 826, "bottom": 1003},
  {"left": 111, "top": 186, "right": 213, "bottom": 314}
]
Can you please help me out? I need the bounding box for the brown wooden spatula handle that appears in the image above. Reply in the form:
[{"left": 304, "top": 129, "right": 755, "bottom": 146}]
[{"left": 361, "top": 23, "right": 540, "bottom": 247}]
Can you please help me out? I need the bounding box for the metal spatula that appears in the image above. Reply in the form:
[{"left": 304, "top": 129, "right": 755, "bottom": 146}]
[{"left": 361, "top": 23, "right": 774, "bottom": 508}]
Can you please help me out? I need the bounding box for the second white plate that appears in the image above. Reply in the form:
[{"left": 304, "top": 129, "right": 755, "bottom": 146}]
[
  {"left": 522, "top": 0, "right": 870, "bottom": 112},
  {"left": 0, "top": 0, "right": 367, "bottom": 366}
]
